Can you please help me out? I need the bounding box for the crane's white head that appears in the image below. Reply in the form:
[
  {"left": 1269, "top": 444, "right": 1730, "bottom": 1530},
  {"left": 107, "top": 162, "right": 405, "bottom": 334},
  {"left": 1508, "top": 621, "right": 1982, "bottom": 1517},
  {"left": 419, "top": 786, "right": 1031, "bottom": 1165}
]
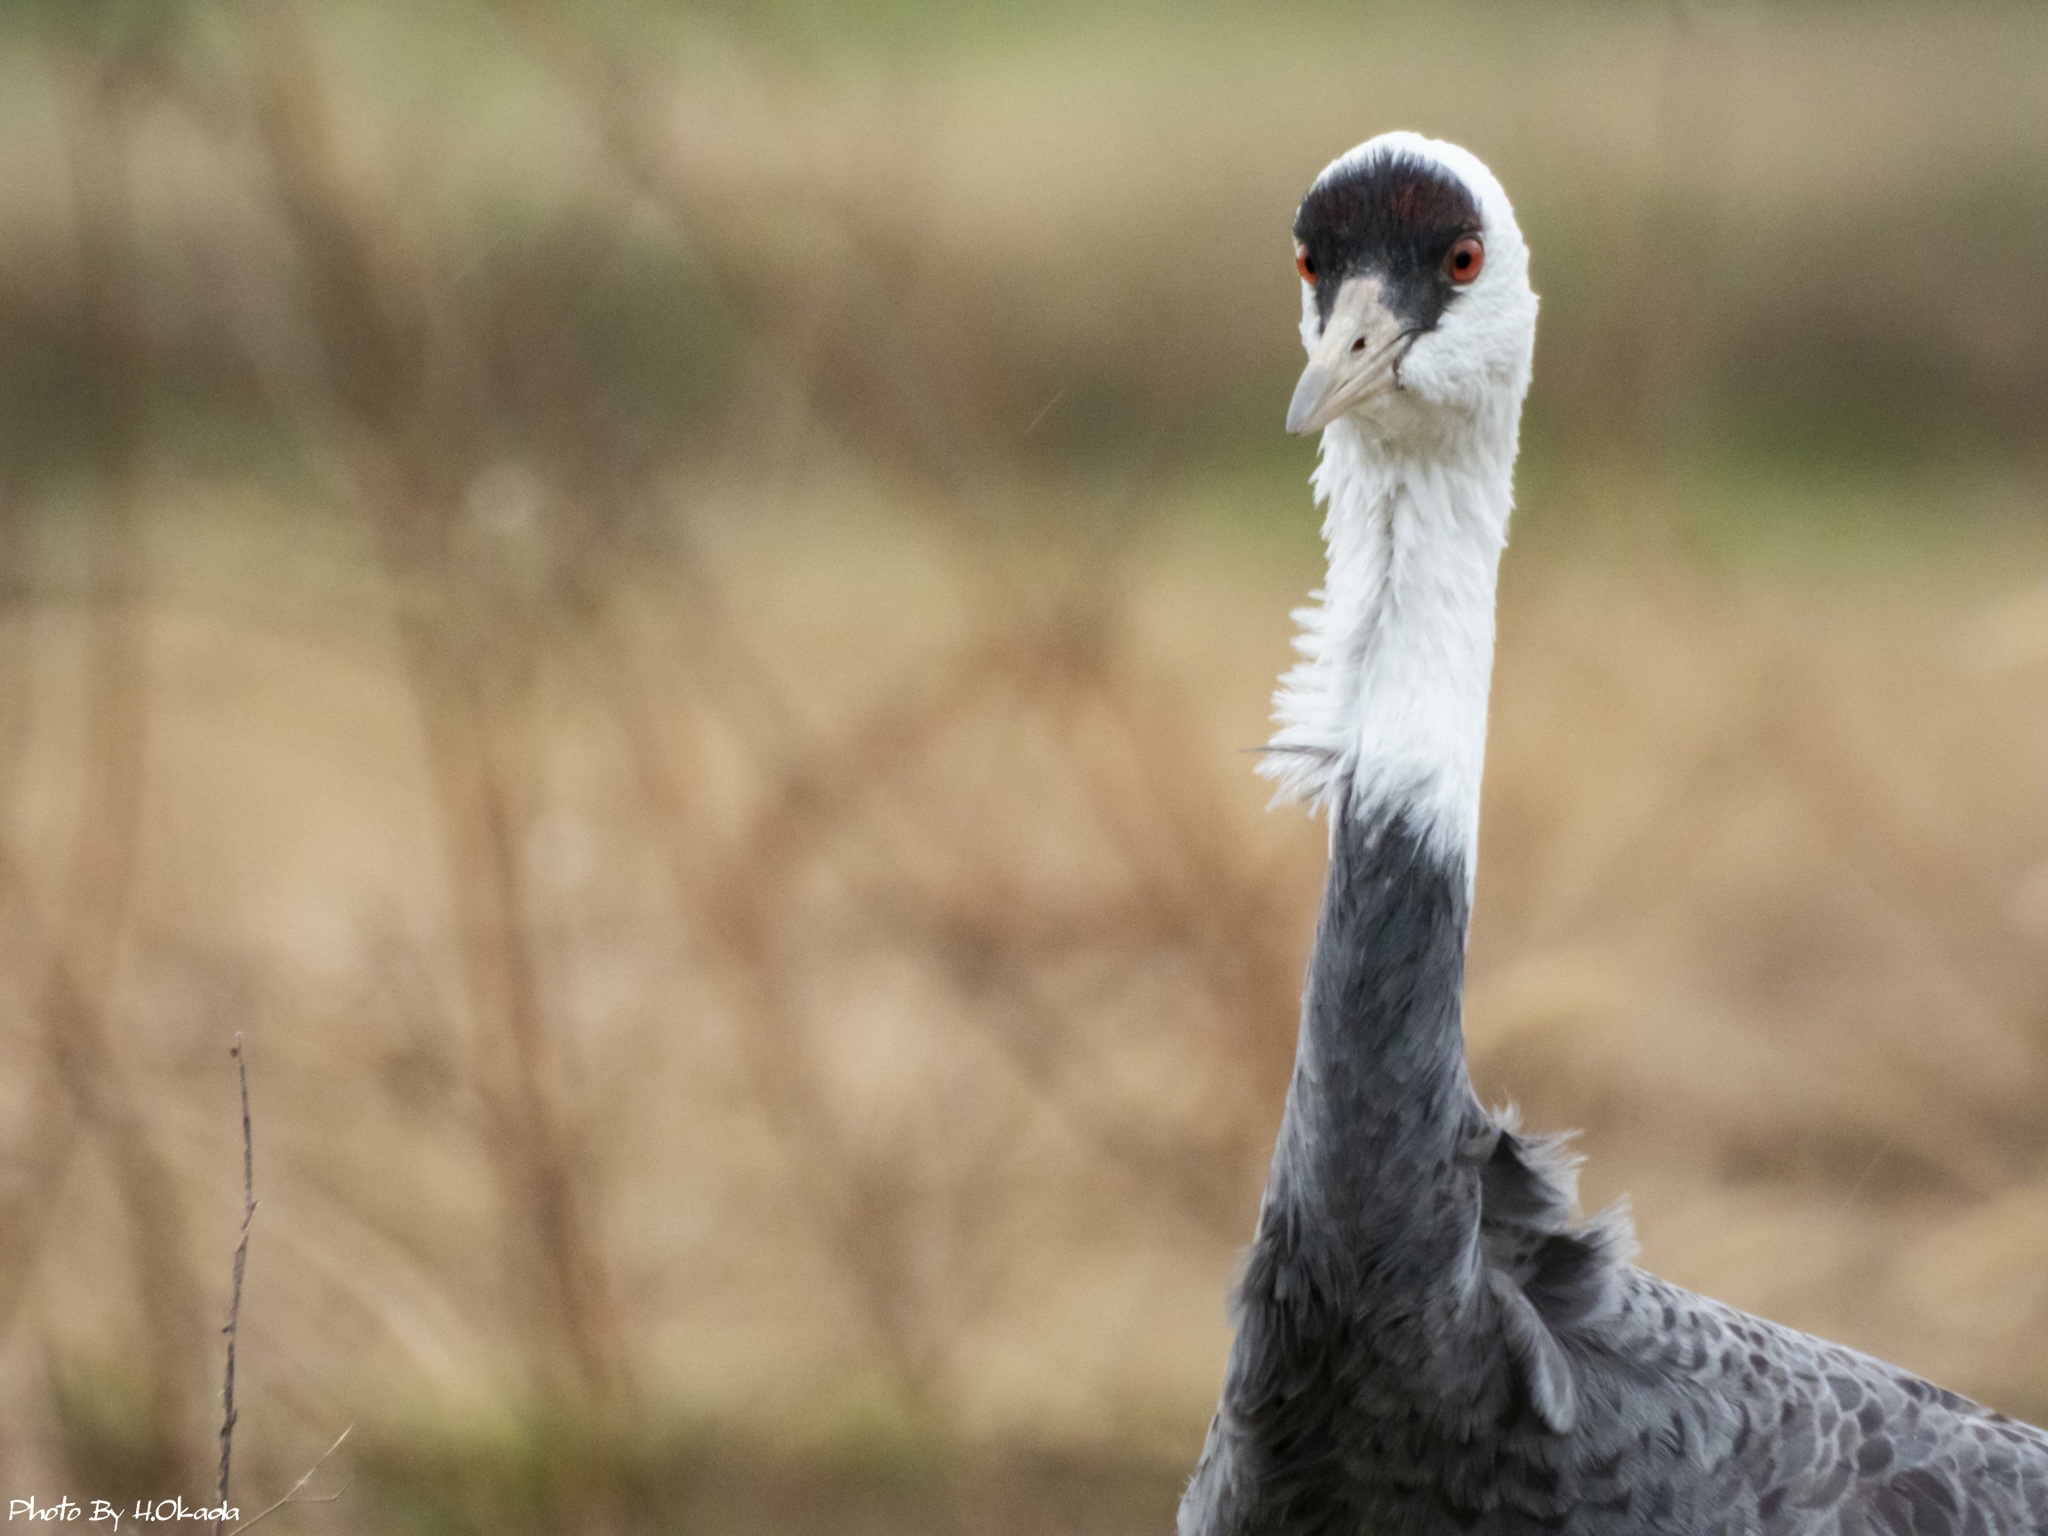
[{"left": 1287, "top": 133, "right": 1536, "bottom": 445}]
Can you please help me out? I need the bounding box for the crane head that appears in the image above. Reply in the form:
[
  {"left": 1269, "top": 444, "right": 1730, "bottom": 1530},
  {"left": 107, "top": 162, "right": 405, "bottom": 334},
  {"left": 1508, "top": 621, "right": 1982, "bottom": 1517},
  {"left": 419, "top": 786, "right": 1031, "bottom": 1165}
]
[{"left": 1286, "top": 133, "right": 1537, "bottom": 443}]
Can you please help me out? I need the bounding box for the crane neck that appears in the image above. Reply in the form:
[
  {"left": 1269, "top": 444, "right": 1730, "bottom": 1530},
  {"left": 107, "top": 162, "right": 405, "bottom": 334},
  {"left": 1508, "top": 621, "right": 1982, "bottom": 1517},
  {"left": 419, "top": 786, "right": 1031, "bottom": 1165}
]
[
  {"left": 1253, "top": 403, "right": 1519, "bottom": 1278},
  {"left": 1261, "top": 408, "right": 1516, "bottom": 884}
]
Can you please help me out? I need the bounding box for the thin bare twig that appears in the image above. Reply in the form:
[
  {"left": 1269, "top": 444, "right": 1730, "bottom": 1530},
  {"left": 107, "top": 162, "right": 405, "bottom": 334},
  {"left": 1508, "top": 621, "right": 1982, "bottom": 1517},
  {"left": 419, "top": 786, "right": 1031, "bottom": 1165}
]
[
  {"left": 215, "top": 1035, "right": 256, "bottom": 1536},
  {"left": 228, "top": 1425, "right": 352, "bottom": 1535}
]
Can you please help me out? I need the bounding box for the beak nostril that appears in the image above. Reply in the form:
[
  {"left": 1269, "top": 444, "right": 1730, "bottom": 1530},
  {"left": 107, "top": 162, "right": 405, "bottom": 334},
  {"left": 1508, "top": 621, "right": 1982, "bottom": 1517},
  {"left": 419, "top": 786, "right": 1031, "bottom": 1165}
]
[{"left": 1289, "top": 275, "right": 1407, "bottom": 433}]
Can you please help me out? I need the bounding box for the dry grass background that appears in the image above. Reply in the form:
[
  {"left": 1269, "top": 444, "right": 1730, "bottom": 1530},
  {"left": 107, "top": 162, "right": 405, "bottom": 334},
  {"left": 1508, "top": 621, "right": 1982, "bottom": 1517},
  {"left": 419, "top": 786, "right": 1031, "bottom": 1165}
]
[{"left": 0, "top": 3, "right": 2047, "bottom": 1531}]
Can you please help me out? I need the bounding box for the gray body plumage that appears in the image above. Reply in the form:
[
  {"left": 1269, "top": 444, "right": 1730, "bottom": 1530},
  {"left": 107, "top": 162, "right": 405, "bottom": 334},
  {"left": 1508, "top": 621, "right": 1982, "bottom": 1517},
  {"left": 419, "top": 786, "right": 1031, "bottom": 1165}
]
[
  {"left": 1180, "top": 793, "right": 2048, "bottom": 1536},
  {"left": 1183, "top": 132, "right": 2048, "bottom": 1536}
]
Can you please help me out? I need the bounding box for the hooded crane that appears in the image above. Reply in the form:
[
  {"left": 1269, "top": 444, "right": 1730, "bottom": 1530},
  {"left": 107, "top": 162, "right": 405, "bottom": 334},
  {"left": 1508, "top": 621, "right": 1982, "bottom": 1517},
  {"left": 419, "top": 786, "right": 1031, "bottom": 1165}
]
[{"left": 1180, "top": 132, "right": 2048, "bottom": 1536}]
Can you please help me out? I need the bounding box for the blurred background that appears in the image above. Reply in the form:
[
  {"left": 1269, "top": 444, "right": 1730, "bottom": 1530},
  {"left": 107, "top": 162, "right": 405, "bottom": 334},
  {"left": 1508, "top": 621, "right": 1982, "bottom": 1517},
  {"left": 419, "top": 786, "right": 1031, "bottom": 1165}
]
[{"left": 1, "top": 1, "right": 2046, "bottom": 1530}]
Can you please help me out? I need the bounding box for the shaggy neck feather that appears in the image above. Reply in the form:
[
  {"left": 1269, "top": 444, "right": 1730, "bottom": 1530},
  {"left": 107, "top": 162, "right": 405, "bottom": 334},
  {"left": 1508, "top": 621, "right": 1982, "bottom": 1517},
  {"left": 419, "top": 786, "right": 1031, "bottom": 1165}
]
[{"left": 1261, "top": 403, "right": 1518, "bottom": 876}]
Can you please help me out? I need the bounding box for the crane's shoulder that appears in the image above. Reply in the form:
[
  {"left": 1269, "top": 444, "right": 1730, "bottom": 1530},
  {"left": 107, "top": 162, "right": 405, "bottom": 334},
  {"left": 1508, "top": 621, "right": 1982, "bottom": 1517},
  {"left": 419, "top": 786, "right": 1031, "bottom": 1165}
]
[
  {"left": 1562, "top": 1270, "right": 2048, "bottom": 1535},
  {"left": 1180, "top": 1262, "right": 2048, "bottom": 1536}
]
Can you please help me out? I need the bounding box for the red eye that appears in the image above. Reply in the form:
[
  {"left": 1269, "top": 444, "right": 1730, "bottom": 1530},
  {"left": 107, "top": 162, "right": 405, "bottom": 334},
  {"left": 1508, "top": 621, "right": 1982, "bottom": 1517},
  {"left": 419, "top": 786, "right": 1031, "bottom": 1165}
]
[
  {"left": 1295, "top": 244, "right": 1316, "bottom": 285},
  {"left": 1446, "top": 234, "right": 1484, "bottom": 284}
]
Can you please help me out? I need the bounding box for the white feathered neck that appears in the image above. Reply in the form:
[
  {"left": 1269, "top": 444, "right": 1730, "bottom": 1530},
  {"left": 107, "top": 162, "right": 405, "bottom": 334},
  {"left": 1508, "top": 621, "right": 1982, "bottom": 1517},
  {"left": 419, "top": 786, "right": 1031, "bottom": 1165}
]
[{"left": 1260, "top": 403, "right": 1520, "bottom": 872}]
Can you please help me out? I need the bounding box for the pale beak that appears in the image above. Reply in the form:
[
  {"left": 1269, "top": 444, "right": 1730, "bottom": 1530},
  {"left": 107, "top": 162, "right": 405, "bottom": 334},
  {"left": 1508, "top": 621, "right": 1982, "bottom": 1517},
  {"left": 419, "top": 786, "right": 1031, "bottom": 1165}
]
[{"left": 1286, "top": 275, "right": 1413, "bottom": 435}]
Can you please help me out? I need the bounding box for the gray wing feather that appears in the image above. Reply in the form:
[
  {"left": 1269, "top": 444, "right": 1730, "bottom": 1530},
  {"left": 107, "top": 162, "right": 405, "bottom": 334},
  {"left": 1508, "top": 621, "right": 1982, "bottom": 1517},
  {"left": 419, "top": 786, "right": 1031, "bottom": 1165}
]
[
  {"left": 1574, "top": 1269, "right": 2048, "bottom": 1536},
  {"left": 1182, "top": 1128, "right": 2048, "bottom": 1536}
]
